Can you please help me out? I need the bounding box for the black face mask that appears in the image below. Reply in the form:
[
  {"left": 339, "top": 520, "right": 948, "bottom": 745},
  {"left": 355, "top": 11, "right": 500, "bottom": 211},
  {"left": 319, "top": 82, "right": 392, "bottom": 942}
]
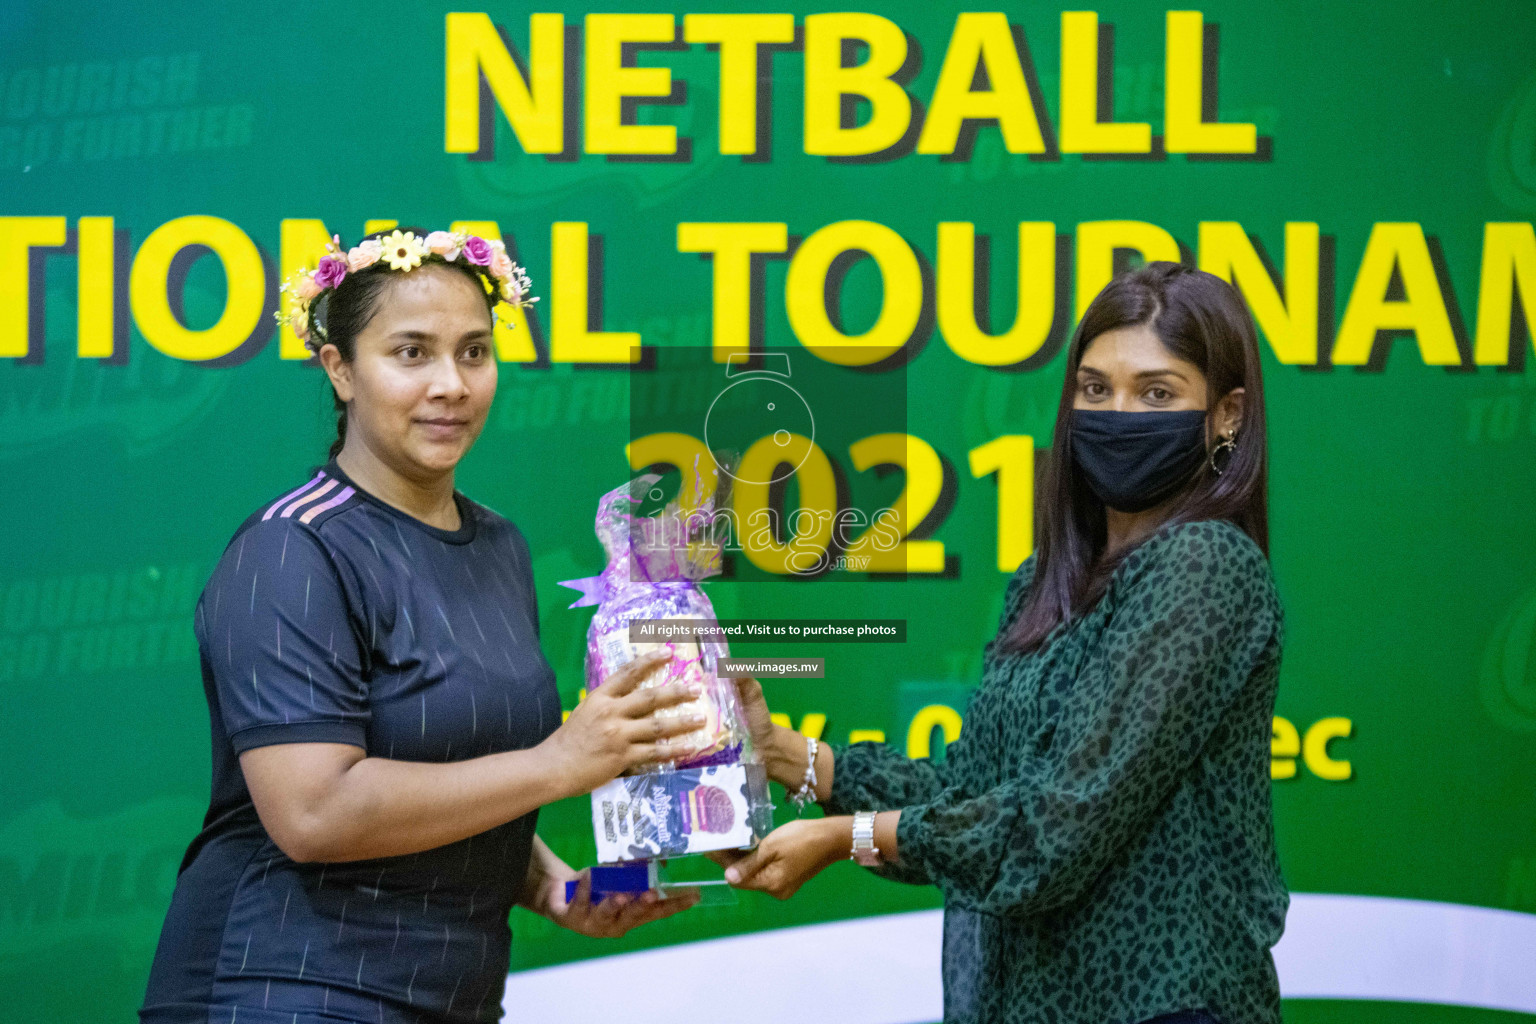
[{"left": 1070, "top": 409, "right": 1208, "bottom": 513}]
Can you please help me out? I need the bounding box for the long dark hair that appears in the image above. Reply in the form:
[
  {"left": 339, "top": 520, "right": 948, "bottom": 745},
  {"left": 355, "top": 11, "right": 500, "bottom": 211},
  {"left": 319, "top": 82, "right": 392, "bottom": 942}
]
[
  {"left": 1001, "top": 261, "right": 1270, "bottom": 654},
  {"left": 314, "top": 229, "right": 498, "bottom": 459}
]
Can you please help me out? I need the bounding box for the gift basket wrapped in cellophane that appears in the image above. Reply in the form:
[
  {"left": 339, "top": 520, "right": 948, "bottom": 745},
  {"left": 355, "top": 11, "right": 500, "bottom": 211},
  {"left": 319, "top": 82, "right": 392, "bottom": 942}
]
[{"left": 560, "top": 467, "right": 772, "bottom": 890}]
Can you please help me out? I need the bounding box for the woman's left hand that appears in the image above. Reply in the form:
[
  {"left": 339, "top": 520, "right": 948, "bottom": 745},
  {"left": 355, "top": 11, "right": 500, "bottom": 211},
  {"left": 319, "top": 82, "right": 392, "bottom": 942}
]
[
  {"left": 536, "top": 870, "right": 700, "bottom": 938},
  {"left": 720, "top": 817, "right": 850, "bottom": 900}
]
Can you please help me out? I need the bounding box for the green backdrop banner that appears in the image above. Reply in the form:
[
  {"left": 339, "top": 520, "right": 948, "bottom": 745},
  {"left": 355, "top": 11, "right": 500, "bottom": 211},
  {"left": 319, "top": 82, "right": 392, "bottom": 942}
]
[{"left": 3, "top": 2, "right": 1535, "bottom": 1022}]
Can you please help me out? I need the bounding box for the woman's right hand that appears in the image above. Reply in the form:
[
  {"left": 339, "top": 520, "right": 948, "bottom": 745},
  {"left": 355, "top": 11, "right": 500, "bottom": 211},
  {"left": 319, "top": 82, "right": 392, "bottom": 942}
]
[
  {"left": 540, "top": 651, "right": 706, "bottom": 797},
  {"left": 729, "top": 675, "right": 833, "bottom": 798}
]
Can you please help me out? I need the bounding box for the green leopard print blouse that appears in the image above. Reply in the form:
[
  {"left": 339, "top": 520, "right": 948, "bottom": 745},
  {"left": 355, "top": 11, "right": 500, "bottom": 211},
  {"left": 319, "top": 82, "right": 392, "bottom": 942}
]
[{"left": 825, "top": 519, "right": 1287, "bottom": 1024}]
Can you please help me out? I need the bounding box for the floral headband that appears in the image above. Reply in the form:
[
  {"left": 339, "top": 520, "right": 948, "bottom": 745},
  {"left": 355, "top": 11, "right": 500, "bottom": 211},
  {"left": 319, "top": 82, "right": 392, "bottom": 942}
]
[{"left": 276, "top": 229, "right": 538, "bottom": 352}]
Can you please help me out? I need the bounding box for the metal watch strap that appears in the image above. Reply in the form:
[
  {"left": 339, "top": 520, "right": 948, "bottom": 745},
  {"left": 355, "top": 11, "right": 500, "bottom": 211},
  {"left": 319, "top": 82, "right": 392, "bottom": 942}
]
[{"left": 851, "top": 810, "right": 881, "bottom": 866}]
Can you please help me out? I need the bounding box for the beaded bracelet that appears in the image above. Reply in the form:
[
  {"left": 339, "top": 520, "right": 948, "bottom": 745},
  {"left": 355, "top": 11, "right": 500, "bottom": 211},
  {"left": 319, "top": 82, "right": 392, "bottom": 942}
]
[{"left": 788, "top": 735, "right": 819, "bottom": 814}]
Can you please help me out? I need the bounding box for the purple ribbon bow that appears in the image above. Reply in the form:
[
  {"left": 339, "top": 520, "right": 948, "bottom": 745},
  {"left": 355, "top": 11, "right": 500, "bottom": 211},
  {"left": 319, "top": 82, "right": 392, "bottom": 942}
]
[{"left": 557, "top": 573, "right": 694, "bottom": 609}]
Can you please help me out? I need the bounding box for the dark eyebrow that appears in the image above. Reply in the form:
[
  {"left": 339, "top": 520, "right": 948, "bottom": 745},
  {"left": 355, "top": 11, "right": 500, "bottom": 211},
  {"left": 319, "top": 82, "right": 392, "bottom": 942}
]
[
  {"left": 1077, "top": 366, "right": 1191, "bottom": 382},
  {"left": 387, "top": 329, "right": 493, "bottom": 344}
]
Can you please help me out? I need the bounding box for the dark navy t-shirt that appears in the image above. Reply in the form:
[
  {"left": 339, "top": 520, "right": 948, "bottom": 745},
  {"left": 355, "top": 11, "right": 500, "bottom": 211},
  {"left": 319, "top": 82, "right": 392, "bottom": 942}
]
[{"left": 141, "top": 460, "right": 559, "bottom": 1024}]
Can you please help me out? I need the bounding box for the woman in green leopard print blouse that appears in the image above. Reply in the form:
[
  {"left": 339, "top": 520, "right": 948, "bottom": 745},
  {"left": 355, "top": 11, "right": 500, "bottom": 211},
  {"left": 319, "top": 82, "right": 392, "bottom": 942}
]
[{"left": 722, "top": 262, "right": 1287, "bottom": 1024}]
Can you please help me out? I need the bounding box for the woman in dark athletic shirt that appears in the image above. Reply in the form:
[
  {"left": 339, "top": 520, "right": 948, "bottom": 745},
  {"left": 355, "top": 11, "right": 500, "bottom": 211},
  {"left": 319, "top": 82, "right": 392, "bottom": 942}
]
[{"left": 141, "top": 230, "right": 705, "bottom": 1024}]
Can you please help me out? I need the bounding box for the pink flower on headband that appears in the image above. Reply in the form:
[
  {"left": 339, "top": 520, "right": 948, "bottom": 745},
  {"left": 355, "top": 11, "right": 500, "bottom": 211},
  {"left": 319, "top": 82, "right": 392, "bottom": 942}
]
[
  {"left": 424, "top": 231, "right": 460, "bottom": 259},
  {"left": 295, "top": 275, "right": 322, "bottom": 301},
  {"left": 488, "top": 250, "right": 514, "bottom": 281},
  {"left": 348, "top": 239, "right": 382, "bottom": 271},
  {"left": 462, "top": 236, "right": 493, "bottom": 266},
  {"left": 313, "top": 256, "right": 348, "bottom": 290}
]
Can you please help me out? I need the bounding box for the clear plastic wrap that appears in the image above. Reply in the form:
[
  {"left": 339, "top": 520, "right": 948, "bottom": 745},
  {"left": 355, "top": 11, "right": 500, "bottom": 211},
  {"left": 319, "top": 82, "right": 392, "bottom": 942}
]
[
  {"left": 562, "top": 471, "right": 750, "bottom": 771},
  {"left": 560, "top": 471, "right": 773, "bottom": 863}
]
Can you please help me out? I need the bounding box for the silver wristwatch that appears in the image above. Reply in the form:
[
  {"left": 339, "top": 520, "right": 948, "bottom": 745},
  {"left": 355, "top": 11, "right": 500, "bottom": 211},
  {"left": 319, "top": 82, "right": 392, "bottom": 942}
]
[{"left": 851, "top": 810, "right": 882, "bottom": 867}]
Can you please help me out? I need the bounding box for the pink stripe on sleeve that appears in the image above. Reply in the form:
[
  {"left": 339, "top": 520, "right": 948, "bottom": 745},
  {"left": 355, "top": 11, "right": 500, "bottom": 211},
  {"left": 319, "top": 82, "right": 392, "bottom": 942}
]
[
  {"left": 299, "top": 486, "right": 355, "bottom": 524},
  {"left": 262, "top": 472, "right": 326, "bottom": 520},
  {"left": 280, "top": 479, "right": 337, "bottom": 518}
]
